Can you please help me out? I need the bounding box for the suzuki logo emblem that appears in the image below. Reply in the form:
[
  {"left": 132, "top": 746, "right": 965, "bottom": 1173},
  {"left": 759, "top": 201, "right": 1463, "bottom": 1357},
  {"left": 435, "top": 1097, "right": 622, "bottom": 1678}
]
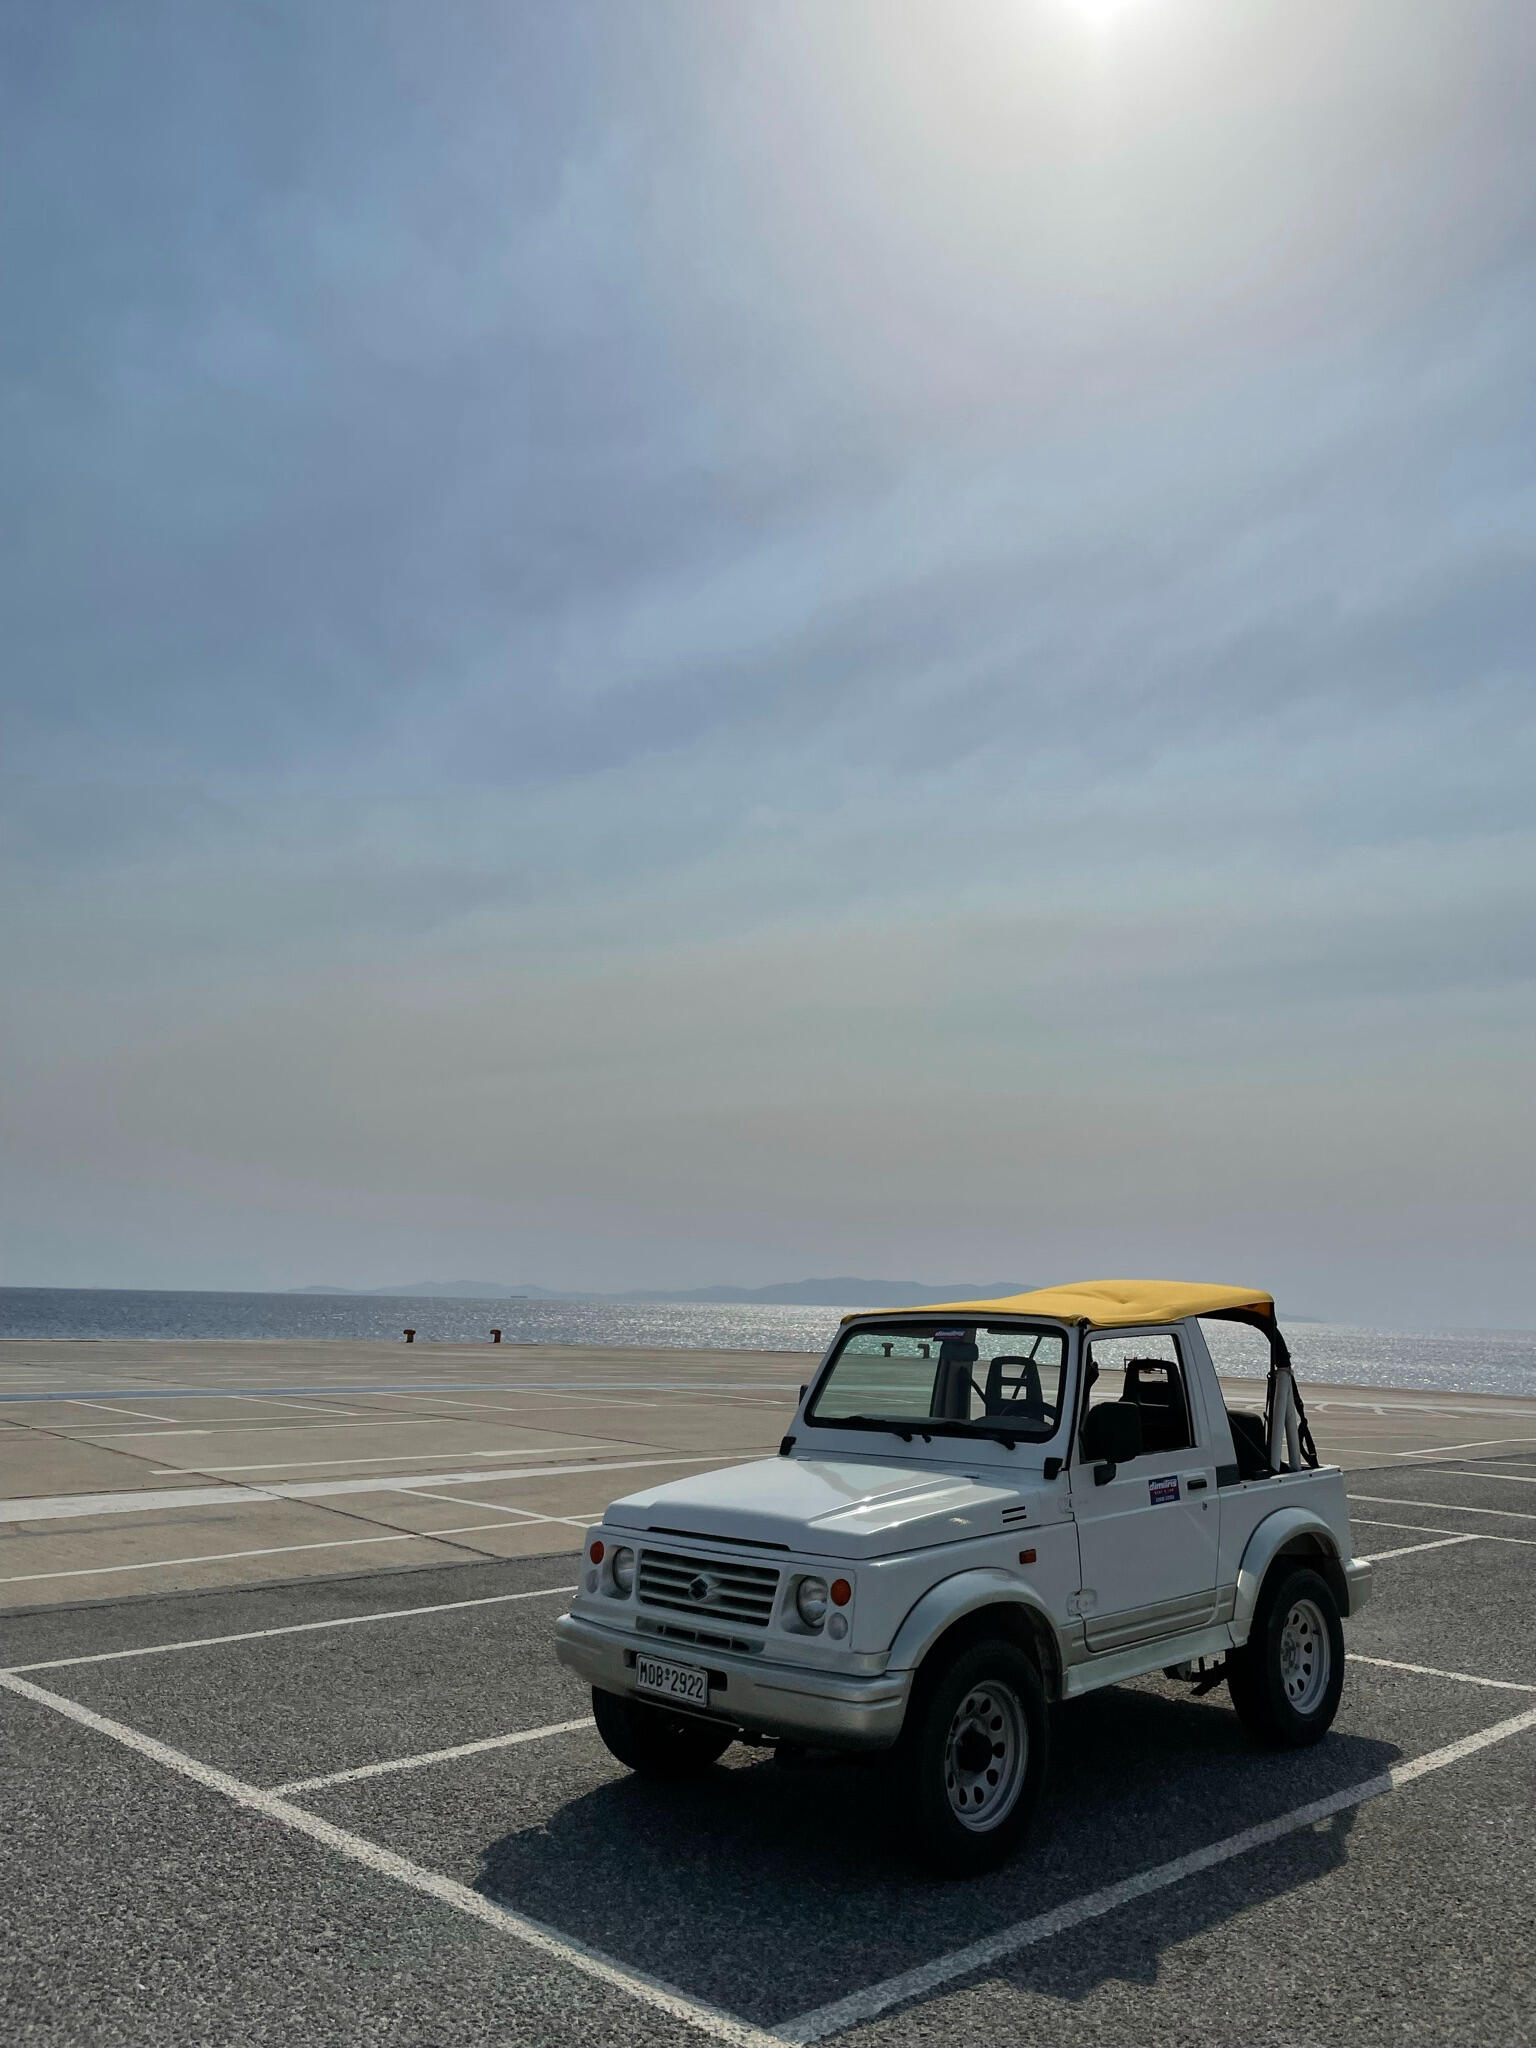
[{"left": 687, "top": 1573, "right": 712, "bottom": 1603}]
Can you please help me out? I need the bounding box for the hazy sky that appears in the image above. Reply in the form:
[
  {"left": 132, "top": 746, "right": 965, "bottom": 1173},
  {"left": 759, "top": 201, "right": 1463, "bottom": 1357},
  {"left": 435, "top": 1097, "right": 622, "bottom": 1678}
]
[{"left": 4, "top": 1, "right": 1534, "bottom": 1325}]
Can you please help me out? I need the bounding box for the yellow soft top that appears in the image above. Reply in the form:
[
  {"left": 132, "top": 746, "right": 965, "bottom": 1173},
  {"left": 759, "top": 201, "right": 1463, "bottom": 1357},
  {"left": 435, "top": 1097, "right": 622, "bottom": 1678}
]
[{"left": 840, "top": 1279, "right": 1276, "bottom": 1329}]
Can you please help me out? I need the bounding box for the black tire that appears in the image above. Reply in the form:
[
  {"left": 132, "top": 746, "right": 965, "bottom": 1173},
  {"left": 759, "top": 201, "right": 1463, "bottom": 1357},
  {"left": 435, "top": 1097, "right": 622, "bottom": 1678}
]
[
  {"left": 890, "top": 1636, "right": 1049, "bottom": 1878},
  {"left": 1227, "top": 1565, "right": 1345, "bottom": 1747},
  {"left": 591, "top": 1687, "right": 733, "bottom": 1778}
]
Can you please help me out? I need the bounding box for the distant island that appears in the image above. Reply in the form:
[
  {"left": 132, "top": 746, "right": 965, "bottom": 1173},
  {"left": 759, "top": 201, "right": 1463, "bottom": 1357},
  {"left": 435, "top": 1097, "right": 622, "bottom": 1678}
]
[{"left": 294, "top": 1277, "right": 1026, "bottom": 1308}]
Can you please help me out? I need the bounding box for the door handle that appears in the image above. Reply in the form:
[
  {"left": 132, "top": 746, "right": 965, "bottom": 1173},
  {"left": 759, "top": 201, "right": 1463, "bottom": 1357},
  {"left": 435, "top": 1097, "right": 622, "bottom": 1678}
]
[{"left": 1185, "top": 1475, "right": 1208, "bottom": 1492}]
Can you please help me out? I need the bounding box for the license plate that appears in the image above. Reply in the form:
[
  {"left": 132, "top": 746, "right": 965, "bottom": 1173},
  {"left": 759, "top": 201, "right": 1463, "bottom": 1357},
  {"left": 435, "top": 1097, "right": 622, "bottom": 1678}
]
[{"left": 633, "top": 1653, "right": 709, "bottom": 1706}]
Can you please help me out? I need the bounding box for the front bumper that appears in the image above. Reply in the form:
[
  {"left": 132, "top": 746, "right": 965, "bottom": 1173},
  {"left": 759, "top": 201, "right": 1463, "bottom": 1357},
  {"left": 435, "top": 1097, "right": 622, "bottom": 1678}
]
[
  {"left": 1344, "top": 1557, "right": 1373, "bottom": 1616},
  {"left": 554, "top": 1612, "right": 910, "bottom": 1749}
]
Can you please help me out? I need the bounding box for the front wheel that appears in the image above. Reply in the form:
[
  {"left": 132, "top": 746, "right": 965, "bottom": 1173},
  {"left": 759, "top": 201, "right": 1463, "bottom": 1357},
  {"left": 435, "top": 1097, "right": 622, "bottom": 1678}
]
[
  {"left": 591, "top": 1688, "right": 733, "bottom": 1778},
  {"left": 1227, "top": 1565, "right": 1344, "bottom": 1747},
  {"left": 891, "top": 1637, "right": 1049, "bottom": 1877}
]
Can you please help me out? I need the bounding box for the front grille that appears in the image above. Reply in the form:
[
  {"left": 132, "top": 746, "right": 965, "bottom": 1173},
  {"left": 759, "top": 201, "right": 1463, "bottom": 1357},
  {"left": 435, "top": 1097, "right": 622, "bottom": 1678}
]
[{"left": 637, "top": 1546, "right": 780, "bottom": 1629}]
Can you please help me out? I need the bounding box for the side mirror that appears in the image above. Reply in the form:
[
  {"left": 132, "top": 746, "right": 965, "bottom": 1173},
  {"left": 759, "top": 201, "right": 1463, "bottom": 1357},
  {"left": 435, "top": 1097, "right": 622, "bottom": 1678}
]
[{"left": 1081, "top": 1401, "right": 1142, "bottom": 1483}]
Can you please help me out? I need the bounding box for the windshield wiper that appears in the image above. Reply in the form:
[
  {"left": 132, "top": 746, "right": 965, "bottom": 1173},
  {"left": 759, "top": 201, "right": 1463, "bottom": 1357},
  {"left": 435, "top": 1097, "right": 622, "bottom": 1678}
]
[
  {"left": 828, "top": 1413, "right": 920, "bottom": 1443},
  {"left": 923, "top": 1418, "right": 1053, "bottom": 1451}
]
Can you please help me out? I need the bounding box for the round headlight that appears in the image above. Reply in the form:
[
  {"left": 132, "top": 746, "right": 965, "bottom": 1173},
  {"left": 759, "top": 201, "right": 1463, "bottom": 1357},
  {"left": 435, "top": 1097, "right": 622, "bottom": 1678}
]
[
  {"left": 795, "top": 1576, "right": 829, "bottom": 1628},
  {"left": 611, "top": 1546, "right": 636, "bottom": 1595}
]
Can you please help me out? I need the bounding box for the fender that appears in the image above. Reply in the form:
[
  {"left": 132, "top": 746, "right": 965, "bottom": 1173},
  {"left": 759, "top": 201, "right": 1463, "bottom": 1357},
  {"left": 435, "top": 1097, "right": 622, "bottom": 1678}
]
[
  {"left": 1233, "top": 1506, "right": 1345, "bottom": 1643},
  {"left": 885, "top": 1568, "right": 1063, "bottom": 1688}
]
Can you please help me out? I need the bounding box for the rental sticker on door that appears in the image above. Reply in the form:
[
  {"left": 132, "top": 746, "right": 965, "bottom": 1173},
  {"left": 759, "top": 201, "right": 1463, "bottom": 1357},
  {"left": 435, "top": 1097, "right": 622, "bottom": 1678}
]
[{"left": 1149, "top": 1475, "right": 1181, "bottom": 1505}]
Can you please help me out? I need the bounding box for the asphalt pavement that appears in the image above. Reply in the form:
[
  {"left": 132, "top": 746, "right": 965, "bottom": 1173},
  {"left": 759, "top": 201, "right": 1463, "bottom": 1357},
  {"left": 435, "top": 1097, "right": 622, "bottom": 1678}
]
[{"left": 4, "top": 1447, "right": 1534, "bottom": 2047}]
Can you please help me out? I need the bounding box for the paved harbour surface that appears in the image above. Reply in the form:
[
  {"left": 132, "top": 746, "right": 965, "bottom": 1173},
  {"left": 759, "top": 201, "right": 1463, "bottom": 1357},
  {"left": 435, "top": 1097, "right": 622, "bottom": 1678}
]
[
  {"left": 5, "top": 1337, "right": 1536, "bottom": 1610},
  {"left": 3, "top": 1340, "right": 1535, "bottom": 2044}
]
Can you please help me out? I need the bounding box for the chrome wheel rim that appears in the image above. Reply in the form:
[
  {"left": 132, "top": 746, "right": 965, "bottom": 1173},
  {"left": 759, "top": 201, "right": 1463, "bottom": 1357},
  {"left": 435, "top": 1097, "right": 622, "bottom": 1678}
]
[
  {"left": 943, "top": 1680, "right": 1027, "bottom": 1832},
  {"left": 1279, "top": 1596, "right": 1331, "bottom": 1714}
]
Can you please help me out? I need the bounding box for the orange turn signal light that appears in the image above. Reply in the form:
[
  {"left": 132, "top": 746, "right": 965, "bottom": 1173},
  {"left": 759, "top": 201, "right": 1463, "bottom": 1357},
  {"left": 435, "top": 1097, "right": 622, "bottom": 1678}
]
[
  {"left": 589, "top": 1539, "right": 605, "bottom": 1564},
  {"left": 830, "top": 1578, "right": 853, "bottom": 1607},
  {"left": 1018, "top": 1548, "right": 1037, "bottom": 1565}
]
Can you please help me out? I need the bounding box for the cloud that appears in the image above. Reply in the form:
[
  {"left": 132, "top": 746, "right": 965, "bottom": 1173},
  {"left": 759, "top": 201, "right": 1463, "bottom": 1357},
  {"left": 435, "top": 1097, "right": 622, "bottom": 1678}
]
[{"left": 2, "top": 0, "right": 1534, "bottom": 1318}]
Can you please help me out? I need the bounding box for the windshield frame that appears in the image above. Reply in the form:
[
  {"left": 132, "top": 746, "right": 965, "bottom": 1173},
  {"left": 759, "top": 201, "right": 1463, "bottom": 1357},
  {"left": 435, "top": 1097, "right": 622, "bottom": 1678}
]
[{"left": 802, "top": 1315, "right": 1077, "bottom": 1453}]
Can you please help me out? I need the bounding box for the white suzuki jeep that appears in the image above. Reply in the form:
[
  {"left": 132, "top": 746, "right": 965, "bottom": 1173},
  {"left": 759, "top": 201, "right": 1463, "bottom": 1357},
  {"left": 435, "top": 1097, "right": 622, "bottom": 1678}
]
[{"left": 555, "top": 1280, "right": 1371, "bottom": 1874}]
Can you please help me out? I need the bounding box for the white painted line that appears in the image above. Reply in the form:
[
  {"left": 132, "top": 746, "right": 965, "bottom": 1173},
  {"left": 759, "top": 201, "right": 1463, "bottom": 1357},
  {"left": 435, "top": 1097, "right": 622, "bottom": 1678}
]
[
  {"left": 1349, "top": 1516, "right": 1536, "bottom": 1548},
  {"left": 1348, "top": 1654, "right": 1536, "bottom": 1693},
  {"left": 1351, "top": 1492, "right": 1536, "bottom": 1523},
  {"left": 65, "top": 1398, "right": 183, "bottom": 1423},
  {"left": 152, "top": 1443, "right": 601, "bottom": 1475},
  {"left": 97, "top": 1420, "right": 477, "bottom": 1440},
  {"left": 0, "top": 1450, "right": 749, "bottom": 1526},
  {"left": 4, "top": 1583, "right": 577, "bottom": 1674},
  {"left": 0, "top": 1672, "right": 780, "bottom": 2048},
  {"left": 1394, "top": 1437, "right": 1536, "bottom": 1458},
  {"left": 226, "top": 1393, "right": 364, "bottom": 1417},
  {"left": 375, "top": 1391, "right": 660, "bottom": 1414},
  {"left": 397, "top": 1488, "right": 545, "bottom": 1518},
  {"left": 1431, "top": 1467, "right": 1536, "bottom": 1487},
  {"left": 268, "top": 1717, "right": 596, "bottom": 1795},
  {"left": 773, "top": 1704, "right": 1536, "bottom": 2043},
  {"left": 0, "top": 1532, "right": 427, "bottom": 1585},
  {"left": 428, "top": 1518, "right": 586, "bottom": 1537},
  {"left": 89, "top": 1429, "right": 215, "bottom": 1439},
  {"left": 1355, "top": 1535, "right": 1481, "bottom": 1563}
]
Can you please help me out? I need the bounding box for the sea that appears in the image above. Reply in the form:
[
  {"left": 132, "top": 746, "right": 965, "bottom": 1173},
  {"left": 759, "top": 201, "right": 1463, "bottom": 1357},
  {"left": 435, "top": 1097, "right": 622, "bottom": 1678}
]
[{"left": 1, "top": 1287, "right": 1534, "bottom": 1399}]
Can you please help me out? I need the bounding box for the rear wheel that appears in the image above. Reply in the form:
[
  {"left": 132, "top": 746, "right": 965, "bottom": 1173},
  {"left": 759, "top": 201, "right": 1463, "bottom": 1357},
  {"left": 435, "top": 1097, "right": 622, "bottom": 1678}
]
[
  {"left": 891, "top": 1637, "right": 1049, "bottom": 1877},
  {"left": 1228, "top": 1565, "right": 1344, "bottom": 1746},
  {"left": 591, "top": 1687, "right": 733, "bottom": 1778}
]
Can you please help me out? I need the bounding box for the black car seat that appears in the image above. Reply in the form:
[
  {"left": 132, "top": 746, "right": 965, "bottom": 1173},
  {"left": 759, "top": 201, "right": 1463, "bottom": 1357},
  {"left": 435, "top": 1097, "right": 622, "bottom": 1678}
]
[
  {"left": 1121, "top": 1358, "right": 1191, "bottom": 1455},
  {"left": 984, "top": 1353, "right": 1047, "bottom": 1423},
  {"left": 1226, "top": 1407, "right": 1274, "bottom": 1480}
]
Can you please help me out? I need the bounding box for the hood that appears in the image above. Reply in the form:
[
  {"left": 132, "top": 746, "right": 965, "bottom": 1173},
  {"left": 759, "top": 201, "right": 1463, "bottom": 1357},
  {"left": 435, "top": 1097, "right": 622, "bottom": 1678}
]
[{"left": 603, "top": 1454, "right": 1065, "bottom": 1560}]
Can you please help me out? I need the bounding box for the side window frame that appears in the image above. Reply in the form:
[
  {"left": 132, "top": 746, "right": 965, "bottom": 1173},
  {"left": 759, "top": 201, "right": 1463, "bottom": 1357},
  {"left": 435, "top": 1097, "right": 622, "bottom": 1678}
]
[{"left": 1076, "top": 1325, "right": 1199, "bottom": 1465}]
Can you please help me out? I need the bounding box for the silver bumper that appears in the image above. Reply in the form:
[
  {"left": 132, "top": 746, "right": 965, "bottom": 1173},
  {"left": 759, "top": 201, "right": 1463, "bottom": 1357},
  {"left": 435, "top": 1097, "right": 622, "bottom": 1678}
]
[
  {"left": 554, "top": 1612, "right": 910, "bottom": 1749},
  {"left": 1344, "top": 1557, "right": 1373, "bottom": 1615}
]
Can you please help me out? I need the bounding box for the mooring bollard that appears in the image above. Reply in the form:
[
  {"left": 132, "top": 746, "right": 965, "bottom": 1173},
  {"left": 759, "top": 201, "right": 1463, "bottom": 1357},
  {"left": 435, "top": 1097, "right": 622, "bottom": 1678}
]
[
  {"left": 403, "top": 1327, "right": 416, "bottom": 1344},
  {"left": 490, "top": 1328, "right": 502, "bottom": 1344}
]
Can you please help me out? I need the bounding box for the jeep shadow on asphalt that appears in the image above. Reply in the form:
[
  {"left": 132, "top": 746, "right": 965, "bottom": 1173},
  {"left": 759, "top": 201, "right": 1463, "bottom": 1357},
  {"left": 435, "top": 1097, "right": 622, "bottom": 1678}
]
[{"left": 477, "top": 1683, "right": 1395, "bottom": 2029}]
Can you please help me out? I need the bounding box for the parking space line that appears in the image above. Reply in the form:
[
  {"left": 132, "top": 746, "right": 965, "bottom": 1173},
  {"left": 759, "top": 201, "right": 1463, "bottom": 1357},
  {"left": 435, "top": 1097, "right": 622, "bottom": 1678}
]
[
  {"left": 1348, "top": 1655, "right": 1536, "bottom": 1693},
  {"left": 268, "top": 1717, "right": 596, "bottom": 1796},
  {"left": 773, "top": 1704, "right": 1536, "bottom": 2044},
  {"left": 374, "top": 1392, "right": 661, "bottom": 1414},
  {"left": 398, "top": 1488, "right": 548, "bottom": 1518},
  {"left": 1350, "top": 1492, "right": 1536, "bottom": 1523},
  {"left": 1393, "top": 1437, "right": 1536, "bottom": 1458},
  {"left": 0, "top": 1671, "right": 782, "bottom": 2048},
  {"left": 1350, "top": 1516, "right": 1536, "bottom": 1548},
  {"left": 0, "top": 1531, "right": 427, "bottom": 1585},
  {"left": 0, "top": 1451, "right": 750, "bottom": 1526},
  {"left": 1437, "top": 1468, "right": 1536, "bottom": 1487},
  {"left": 152, "top": 1445, "right": 601, "bottom": 1475},
  {"left": 64, "top": 1399, "right": 183, "bottom": 1423},
  {"left": 1355, "top": 1535, "right": 1481, "bottom": 1563},
  {"left": 426, "top": 1518, "right": 585, "bottom": 1536},
  {"left": 87, "top": 1429, "right": 215, "bottom": 1438},
  {"left": 4, "top": 1584, "right": 577, "bottom": 1674},
  {"left": 226, "top": 1394, "right": 364, "bottom": 1418},
  {"left": 100, "top": 1420, "right": 485, "bottom": 1439}
]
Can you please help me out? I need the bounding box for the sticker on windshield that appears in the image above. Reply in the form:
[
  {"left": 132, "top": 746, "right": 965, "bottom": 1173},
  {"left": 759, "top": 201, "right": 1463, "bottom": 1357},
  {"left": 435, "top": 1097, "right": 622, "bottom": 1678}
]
[
  {"left": 1149, "top": 1475, "right": 1180, "bottom": 1505},
  {"left": 934, "top": 1328, "right": 969, "bottom": 1339}
]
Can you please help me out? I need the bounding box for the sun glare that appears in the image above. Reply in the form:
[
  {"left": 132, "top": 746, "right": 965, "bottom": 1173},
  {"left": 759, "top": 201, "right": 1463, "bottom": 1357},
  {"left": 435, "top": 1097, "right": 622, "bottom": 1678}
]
[{"left": 1068, "top": 0, "right": 1150, "bottom": 28}]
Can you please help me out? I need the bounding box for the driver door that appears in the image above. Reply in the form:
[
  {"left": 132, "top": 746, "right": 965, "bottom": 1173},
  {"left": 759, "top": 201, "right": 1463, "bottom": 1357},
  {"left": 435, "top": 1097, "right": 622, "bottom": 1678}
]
[{"left": 1070, "top": 1331, "right": 1219, "bottom": 1653}]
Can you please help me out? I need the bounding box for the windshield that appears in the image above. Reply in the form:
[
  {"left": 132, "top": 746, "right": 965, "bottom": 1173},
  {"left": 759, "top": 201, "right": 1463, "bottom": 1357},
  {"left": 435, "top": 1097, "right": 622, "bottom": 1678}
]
[{"left": 807, "top": 1321, "right": 1068, "bottom": 1443}]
